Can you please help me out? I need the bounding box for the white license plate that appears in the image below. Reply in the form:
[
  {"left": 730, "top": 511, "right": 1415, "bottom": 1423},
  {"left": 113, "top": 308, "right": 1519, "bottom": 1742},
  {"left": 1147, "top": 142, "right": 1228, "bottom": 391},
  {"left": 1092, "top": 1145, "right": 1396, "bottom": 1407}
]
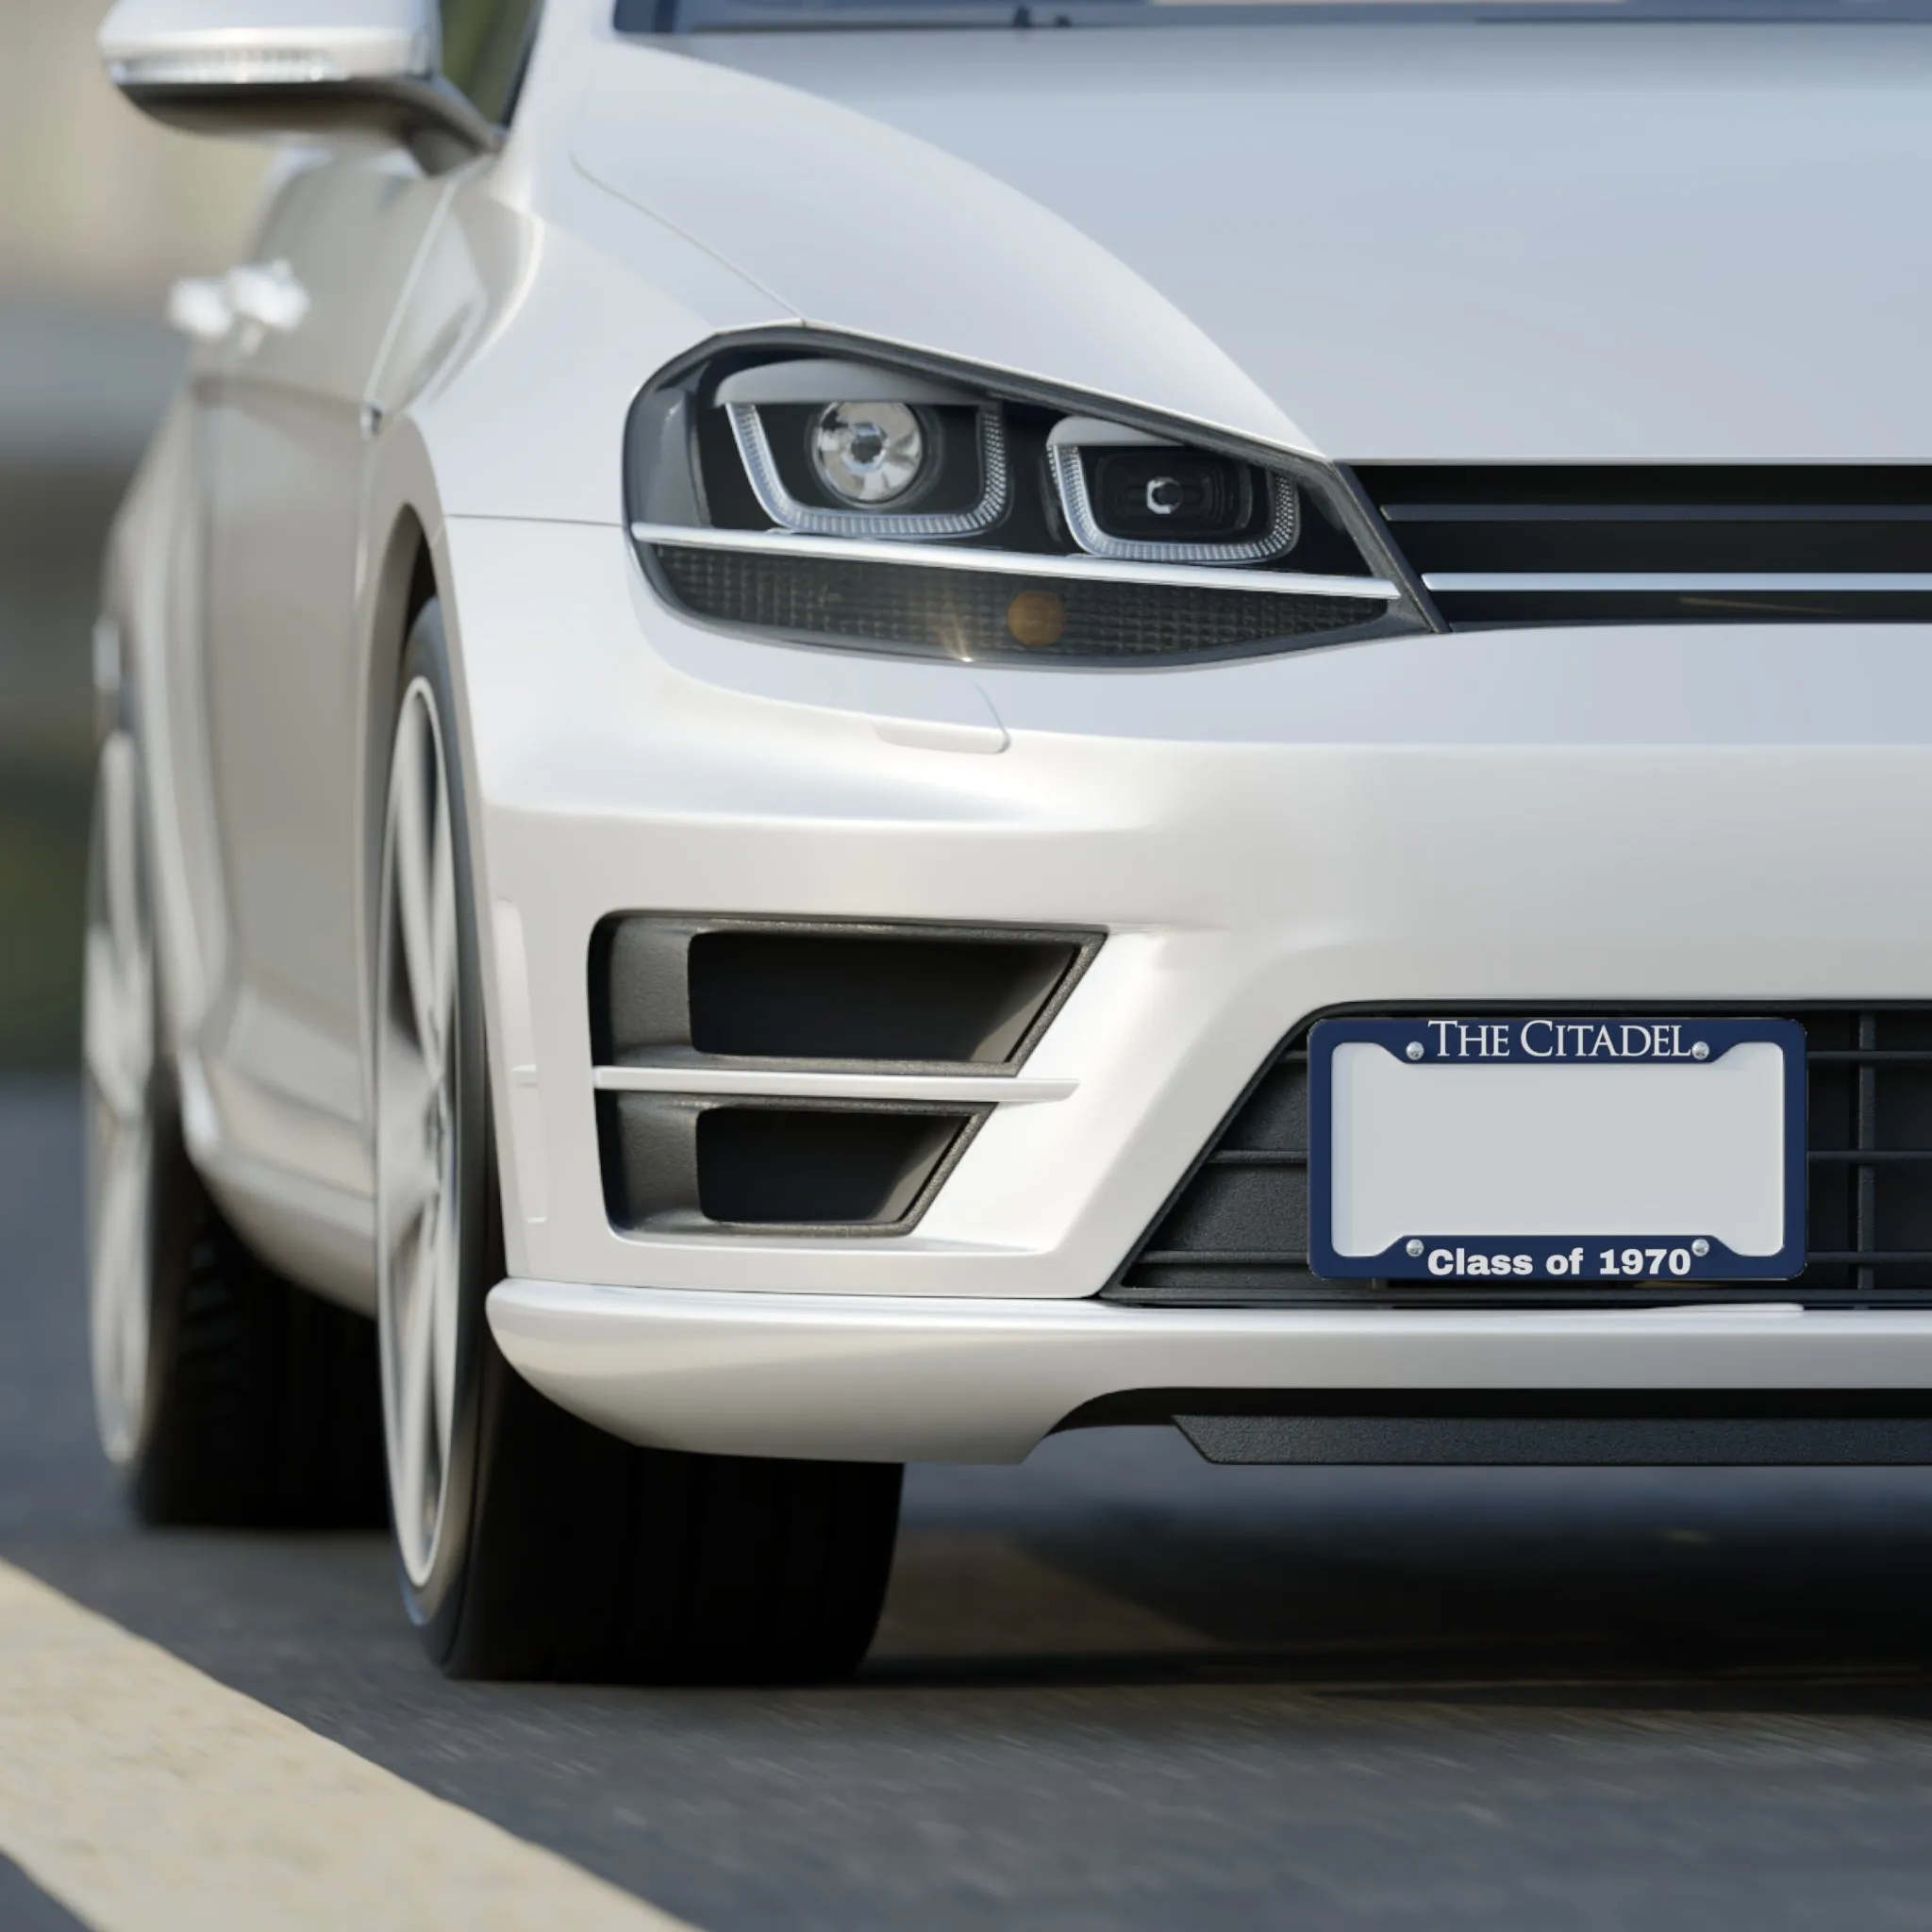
[{"left": 1307, "top": 1017, "right": 1807, "bottom": 1282}]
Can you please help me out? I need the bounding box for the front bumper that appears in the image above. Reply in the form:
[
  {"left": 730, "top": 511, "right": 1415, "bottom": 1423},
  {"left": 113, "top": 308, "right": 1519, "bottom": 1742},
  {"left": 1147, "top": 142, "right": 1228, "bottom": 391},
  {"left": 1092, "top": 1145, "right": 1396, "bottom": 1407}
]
[
  {"left": 445, "top": 515, "right": 1932, "bottom": 1443},
  {"left": 485, "top": 1283, "right": 1932, "bottom": 1462}
]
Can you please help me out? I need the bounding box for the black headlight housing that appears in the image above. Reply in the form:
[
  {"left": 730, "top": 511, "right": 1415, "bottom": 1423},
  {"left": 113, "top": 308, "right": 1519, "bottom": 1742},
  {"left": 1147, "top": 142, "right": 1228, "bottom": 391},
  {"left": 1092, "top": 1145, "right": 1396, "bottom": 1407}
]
[{"left": 625, "top": 336, "right": 1430, "bottom": 668}]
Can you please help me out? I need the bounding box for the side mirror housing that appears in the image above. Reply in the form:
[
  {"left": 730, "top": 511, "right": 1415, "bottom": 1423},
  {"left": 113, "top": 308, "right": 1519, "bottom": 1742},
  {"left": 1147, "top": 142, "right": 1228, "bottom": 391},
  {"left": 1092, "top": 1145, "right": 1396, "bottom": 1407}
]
[{"left": 99, "top": 0, "right": 498, "bottom": 170}]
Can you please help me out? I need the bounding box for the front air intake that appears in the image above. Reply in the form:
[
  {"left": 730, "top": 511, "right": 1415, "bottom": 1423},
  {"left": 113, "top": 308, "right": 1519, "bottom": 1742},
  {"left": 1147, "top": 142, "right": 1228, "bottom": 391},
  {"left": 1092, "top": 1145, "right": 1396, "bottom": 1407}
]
[
  {"left": 598, "top": 1094, "right": 978, "bottom": 1234},
  {"left": 590, "top": 915, "right": 1098, "bottom": 1238},
  {"left": 591, "top": 917, "right": 1096, "bottom": 1070}
]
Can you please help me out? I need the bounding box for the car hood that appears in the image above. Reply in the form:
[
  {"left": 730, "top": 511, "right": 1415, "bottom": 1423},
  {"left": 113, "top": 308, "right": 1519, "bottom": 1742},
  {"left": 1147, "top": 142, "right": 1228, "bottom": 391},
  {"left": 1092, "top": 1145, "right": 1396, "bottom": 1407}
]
[{"left": 574, "top": 24, "right": 1932, "bottom": 462}]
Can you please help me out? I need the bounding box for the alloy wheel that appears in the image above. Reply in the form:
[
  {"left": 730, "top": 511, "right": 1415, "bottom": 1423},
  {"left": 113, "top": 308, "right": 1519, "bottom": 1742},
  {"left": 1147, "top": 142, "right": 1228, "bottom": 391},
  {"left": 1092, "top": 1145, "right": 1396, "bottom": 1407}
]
[
  {"left": 376, "top": 679, "right": 464, "bottom": 1589},
  {"left": 82, "top": 731, "right": 156, "bottom": 1467}
]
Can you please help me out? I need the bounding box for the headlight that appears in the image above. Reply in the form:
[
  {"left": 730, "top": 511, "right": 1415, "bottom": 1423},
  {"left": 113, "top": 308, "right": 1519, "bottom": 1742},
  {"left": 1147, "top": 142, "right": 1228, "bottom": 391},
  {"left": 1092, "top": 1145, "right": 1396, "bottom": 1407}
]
[{"left": 625, "top": 340, "right": 1428, "bottom": 667}]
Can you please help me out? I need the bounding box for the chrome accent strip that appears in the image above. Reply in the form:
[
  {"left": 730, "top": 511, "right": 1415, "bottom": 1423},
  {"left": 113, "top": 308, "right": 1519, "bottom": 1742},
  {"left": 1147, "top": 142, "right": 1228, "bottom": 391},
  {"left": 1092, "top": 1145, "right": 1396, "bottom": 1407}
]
[
  {"left": 1048, "top": 441, "right": 1301, "bottom": 567},
  {"left": 1424, "top": 573, "right": 1932, "bottom": 592},
  {"left": 110, "top": 49, "right": 349, "bottom": 84},
  {"left": 727, "top": 402, "right": 1011, "bottom": 541},
  {"left": 631, "top": 523, "right": 1398, "bottom": 602},
  {"left": 593, "top": 1066, "right": 1076, "bottom": 1105}
]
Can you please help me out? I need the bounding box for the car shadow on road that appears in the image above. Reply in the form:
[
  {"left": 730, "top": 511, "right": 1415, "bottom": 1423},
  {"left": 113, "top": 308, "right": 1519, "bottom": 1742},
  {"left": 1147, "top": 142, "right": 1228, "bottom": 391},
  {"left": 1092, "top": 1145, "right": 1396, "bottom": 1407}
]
[{"left": 870, "top": 1435, "right": 1932, "bottom": 1712}]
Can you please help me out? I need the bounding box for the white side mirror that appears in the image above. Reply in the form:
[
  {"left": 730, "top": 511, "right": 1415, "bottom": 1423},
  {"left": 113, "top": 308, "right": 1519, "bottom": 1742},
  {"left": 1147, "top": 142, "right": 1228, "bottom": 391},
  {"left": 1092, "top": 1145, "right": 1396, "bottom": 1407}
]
[
  {"left": 99, "top": 0, "right": 435, "bottom": 88},
  {"left": 98, "top": 0, "right": 496, "bottom": 169}
]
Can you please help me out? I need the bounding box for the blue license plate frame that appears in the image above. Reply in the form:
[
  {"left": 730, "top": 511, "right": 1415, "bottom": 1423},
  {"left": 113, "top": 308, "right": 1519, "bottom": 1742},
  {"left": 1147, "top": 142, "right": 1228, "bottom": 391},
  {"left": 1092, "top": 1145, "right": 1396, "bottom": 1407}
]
[{"left": 1307, "top": 1016, "right": 1807, "bottom": 1283}]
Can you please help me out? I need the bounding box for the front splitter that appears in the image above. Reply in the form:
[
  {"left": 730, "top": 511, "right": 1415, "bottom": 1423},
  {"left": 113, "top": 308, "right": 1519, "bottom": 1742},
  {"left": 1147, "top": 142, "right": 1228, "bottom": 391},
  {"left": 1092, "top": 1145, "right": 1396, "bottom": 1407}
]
[{"left": 486, "top": 1280, "right": 1932, "bottom": 1464}]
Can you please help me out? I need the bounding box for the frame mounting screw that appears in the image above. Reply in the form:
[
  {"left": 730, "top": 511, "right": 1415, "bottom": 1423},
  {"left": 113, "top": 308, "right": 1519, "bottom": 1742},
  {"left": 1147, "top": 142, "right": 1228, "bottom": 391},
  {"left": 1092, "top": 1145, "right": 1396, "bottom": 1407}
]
[
  {"left": 1406, "top": 1239, "right": 1425, "bottom": 1257},
  {"left": 1692, "top": 1239, "right": 1710, "bottom": 1257},
  {"left": 1691, "top": 1041, "right": 1710, "bottom": 1060},
  {"left": 1406, "top": 1041, "right": 1424, "bottom": 1061}
]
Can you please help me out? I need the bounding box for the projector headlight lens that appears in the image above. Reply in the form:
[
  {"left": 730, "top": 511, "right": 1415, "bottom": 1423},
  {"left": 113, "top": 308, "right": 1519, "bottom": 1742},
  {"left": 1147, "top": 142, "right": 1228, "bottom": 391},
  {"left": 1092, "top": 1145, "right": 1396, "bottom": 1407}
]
[
  {"left": 809, "top": 402, "right": 930, "bottom": 507},
  {"left": 1090, "top": 447, "right": 1257, "bottom": 542}
]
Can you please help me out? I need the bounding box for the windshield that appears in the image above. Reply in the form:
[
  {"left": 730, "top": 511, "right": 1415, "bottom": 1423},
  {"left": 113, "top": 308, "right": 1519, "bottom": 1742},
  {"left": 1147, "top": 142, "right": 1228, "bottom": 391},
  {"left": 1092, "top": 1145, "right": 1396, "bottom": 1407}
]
[{"left": 623, "top": 0, "right": 1932, "bottom": 32}]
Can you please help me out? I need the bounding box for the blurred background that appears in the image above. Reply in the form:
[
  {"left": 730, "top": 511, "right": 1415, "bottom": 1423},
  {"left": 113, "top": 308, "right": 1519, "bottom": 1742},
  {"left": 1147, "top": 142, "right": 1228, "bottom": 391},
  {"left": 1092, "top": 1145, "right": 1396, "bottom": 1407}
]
[{"left": 0, "top": 0, "right": 261, "bottom": 1065}]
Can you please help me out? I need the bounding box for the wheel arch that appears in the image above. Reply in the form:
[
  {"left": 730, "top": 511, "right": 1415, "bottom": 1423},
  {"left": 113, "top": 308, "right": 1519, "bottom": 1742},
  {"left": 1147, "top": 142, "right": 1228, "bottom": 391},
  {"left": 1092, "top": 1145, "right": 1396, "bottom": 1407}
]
[{"left": 358, "top": 505, "right": 444, "bottom": 1084}]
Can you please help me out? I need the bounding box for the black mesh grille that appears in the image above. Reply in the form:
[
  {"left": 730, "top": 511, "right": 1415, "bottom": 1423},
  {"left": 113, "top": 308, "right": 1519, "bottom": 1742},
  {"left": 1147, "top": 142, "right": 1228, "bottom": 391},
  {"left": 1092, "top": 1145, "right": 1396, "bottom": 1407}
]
[
  {"left": 650, "top": 543, "right": 1388, "bottom": 665},
  {"left": 1108, "top": 1006, "right": 1932, "bottom": 1308},
  {"left": 1352, "top": 466, "right": 1932, "bottom": 627}
]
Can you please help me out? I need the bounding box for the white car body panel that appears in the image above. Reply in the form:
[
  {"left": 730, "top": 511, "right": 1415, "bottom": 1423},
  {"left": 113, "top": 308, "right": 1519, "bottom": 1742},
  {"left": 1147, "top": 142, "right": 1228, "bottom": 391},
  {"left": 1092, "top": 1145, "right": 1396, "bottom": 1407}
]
[
  {"left": 570, "top": 38, "right": 1324, "bottom": 460},
  {"left": 199, "top": 154, "right": 450, "bottom": 1203},
  {"left": 100, "top": 0, "right": 1932, "bottom": 1450},
  {"left": 595, "top": 22, "right": 1932, "bottom": 463}
]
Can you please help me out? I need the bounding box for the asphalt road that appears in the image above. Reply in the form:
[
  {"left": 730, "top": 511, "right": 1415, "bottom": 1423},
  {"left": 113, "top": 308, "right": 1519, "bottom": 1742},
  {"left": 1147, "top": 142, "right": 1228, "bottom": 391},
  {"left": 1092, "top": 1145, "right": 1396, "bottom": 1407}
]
[{"left": 10, "top": 1077, "right": 1932, "bottom": 1929}]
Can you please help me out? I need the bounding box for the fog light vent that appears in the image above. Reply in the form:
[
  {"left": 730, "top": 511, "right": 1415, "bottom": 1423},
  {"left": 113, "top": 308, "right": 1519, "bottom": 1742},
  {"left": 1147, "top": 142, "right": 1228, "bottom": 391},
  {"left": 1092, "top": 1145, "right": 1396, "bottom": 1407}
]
[
  {"left": 591, "top": 918, "right": 1095, "bottom": 1070},
  {"left": 597, "top": 1093, "right": 979, "bottom": 1234}
]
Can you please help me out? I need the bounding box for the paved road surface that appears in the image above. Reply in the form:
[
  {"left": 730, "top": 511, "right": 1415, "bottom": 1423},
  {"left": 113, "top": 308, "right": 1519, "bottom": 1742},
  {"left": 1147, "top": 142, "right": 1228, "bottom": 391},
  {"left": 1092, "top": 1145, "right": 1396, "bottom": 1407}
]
[{"left": 8, "top": 1076, "right": 1932, "bottom": 1928}]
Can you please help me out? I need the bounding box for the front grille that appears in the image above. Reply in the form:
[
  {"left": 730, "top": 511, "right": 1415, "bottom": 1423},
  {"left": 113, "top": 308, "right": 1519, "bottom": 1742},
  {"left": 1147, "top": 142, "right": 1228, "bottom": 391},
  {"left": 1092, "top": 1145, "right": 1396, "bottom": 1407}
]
[
  {"left": 1351, "top": 466, "right": 1932, "bottom": 628},
  {"left": 1108, "top": 1006, "right": 1932, "bottom": 1308}
]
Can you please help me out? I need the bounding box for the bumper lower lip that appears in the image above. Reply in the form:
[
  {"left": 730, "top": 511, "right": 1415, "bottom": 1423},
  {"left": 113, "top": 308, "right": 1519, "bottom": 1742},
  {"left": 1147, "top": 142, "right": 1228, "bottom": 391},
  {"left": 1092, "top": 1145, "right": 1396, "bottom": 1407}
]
[{"left": 485, "top": 1279, "right": 1932, "bottom": 1465}]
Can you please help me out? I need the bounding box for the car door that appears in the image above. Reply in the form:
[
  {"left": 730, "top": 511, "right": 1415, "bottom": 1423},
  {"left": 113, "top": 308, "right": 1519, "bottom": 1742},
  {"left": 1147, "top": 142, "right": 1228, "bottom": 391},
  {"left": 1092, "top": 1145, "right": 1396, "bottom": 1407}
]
[{"left": 199, "top": 149, "right": 455, "bottom": 1185}]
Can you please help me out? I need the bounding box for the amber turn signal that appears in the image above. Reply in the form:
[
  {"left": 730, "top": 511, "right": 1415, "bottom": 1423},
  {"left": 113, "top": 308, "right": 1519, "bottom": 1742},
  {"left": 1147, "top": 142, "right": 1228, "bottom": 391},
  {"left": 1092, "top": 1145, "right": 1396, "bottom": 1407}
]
[{"left": 1006, "top": 590, "right": 1068, "bottom": 647}]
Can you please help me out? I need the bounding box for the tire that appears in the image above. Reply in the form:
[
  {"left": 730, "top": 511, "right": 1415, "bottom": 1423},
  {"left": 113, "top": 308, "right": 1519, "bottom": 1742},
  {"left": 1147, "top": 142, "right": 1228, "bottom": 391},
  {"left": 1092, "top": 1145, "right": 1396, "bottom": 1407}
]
[
  {"left": 82, "top": 725, "right": 386, "bottom": 1528},
  {"left": 377, "top": 599, "right": 903, "bottom": 1684}
]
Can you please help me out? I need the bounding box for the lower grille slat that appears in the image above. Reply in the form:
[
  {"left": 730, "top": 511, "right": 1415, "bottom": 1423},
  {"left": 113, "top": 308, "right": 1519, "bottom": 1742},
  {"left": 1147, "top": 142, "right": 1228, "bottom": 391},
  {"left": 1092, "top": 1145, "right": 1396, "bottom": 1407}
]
[
  {"left": 1809, "top": 1149, "right": 1932, "bottom": 1164},
  {"left": 1108, "top": 1004, "right": 1932, "bottom": 1309}
]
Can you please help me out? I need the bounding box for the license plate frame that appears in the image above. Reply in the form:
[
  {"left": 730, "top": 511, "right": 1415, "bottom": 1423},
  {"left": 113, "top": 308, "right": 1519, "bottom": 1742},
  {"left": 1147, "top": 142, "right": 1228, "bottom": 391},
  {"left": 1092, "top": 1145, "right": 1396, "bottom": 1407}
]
[{"left": 1307, "top": 1016, "right": 1807, "bottom": 1283}]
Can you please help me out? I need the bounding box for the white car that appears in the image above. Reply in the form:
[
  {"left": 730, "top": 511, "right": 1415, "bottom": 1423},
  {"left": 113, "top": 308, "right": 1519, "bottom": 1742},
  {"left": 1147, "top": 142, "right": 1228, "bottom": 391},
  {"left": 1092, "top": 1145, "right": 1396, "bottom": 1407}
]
[{"left": 86, "top": 0, "right": 1932, "bottom": 1681}]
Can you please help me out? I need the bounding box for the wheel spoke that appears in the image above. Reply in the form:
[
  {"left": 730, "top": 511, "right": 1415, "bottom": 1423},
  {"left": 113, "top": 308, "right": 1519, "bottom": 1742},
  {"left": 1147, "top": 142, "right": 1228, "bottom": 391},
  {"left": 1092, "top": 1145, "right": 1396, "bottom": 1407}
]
[
  {"left": 428, "top": 1159, "right": 460, "bottom": 1464},
  {"left": 376, "top": 1034, "right": 441, "bottom": 1241},
  {"left": 104, "top": 745, "right": 142, "bottom": 983},
  {"left": 391, "top": 1211, "right": 439, "bottom": 1559},
  {"left": 84, "top": 731, "right": 156, "bottom": 1469},
  {"left": 426, "top": 760, "right": 458, "bottom": 1072},
  {"left": 83, "top": 737, "right": 153, "bottom": 1124},
  {"left": 391, "top": 715, "right": 447, "bottom": 1067},
  {"left": 83, "top": 929, "right": 142, "bottom": 1122},
  {"left": 90, "top": 1116, "right": 149, "bottom": 1463}
]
